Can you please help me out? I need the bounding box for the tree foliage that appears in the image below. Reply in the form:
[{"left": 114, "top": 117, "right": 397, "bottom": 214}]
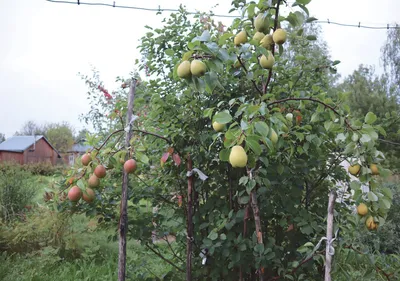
[
  {"left": 45, "top": 1, "right": 397, "bottom": 280},
  {"left": 45, "top": 122, "right": 75, "bottom": 152}
]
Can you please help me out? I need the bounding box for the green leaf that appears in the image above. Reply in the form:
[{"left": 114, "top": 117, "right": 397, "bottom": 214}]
[
  {"left": 246, "top": 179, "right": 256, "bottom": 194},
  {"left": 76, "top": 179, "right": 85, "bottom": 190},
  {"left": 368, "top": 192, "right": 378, "bottom": 202},
  {"left": 192, "top": 30, "right": 211, "bottom": 42},
  {"left": 165, "top": 49, "right": 174, "bottom": 56},
  {"left": 277, "top": 164, "right": 284, "bottom": 175},
  {"left": 382, "top": 187, "right": 393, "bottom": 199},
  {"left": 239, "top": 176, "right": 249, "bottom": 186},
  {"left": 238, "top": 196, "right": 249, "bottom": 204},
  {"left": 219, "top": 149, "right": 230, "bottom": 161},
  {"left": 246, "top": 136, "right": 262, "bottom": 156},
  {"left": 220, "top": 234, "right": 227, "bottom": 240},
  {"left": 306, "top": 35, "right": 317, "bottom": 41},
  {"left": 306, "top": 17, "right": 318, "bottom": 23},
  {"left": 296, "top": 0, "right": 312, "bottom": 4},
  {"left": 364, "top": 112, "right": 377, "bottom": 124},
  {"left": 380, "top": 198, "right": 391, "bottom": 209},
  {"left": 136, "top": 151, "right": 149, "bottom": 164},
  {"left": 208, "top": 231, "right": 218, "bottom": 241},
  {"left": 254, "top": 243, "right": 264, "bottom": 253},
  {"left": 350, "top": 181, "right": 361, "bottom": 190},
  {"left": 214, "top": 112, "right": 232, "bottom": 124},
  {"left": 360, "top": 134, "right": 371, "bottom": 143},
  {"left": 182, "top": 51, "right": 194, "bottom": 61},
  {"left": 254, "top": 121, "right": 269, "bottom": 137}
]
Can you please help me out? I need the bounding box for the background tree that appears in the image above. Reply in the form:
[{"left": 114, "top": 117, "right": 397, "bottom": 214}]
[
  {"left": 75, "top": 128, "right": 91, "bottom": 142},
  {"left": 14, "top": 120, "right": 46, "bottom": 136},
  {"left": 338, "top": 65, "right": 400, "bottom": 171},
  {"left": 382, "top": 25, "right": 400, "bottom": 89},
  {"left": 0, "top": 133, "right": 5, "bottom": 143},
  {"left": 45, "top": 122, "right": 75, "bottom": 152}
]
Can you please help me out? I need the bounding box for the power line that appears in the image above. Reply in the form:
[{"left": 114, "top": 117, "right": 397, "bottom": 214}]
[
  {"left": 315, "top": 20, "right": 398, "bottom": 30},
  {"left": 45, "top": 0, "right": 238, "bottom": 18},
  {"left": 45, "top": 0, "right": 400, "bottom": 29}
]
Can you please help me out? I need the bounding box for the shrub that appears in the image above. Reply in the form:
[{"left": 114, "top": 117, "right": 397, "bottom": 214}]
[
  {"left": 0, "top": 162, "right": 36, "bottom": 223},
  {"left": 22, "top": 162, "right": 55, "bottom": 176}
]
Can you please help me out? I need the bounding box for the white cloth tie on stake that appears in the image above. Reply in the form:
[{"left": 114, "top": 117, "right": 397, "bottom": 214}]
[
  {"left": 187, "top": 168, "right": 208, "bottom": 181},
  {"left": 124, "top": 115, "right": 139, "bottom": 132},
  {"left": 306, "top": 229, "right": 339, "bottom": 259}
]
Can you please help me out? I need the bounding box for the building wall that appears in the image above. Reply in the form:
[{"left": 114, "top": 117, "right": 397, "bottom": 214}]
[
  {"left": 62, "top": 152, "right": 83, "bottom": 166},
  {"left": 23, "top": 138, "right": 57, "bottom": 165},
  {"left": 0, "top": 151, "right": 24, "bottom": 164}
]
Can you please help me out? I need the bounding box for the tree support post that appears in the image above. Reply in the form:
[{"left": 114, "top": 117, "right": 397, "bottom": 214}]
[
  {"left": 324, "top": 190, "right": 337, "bottom": 281},
  {"left": 118, "top": 78, "right": 137, "bottom": 281},
  {"left": 186, "top": 154, "right": 194, "bottom": 281},
  {"left": 249, "top": 170, "right": 264, "bottom": 281}
]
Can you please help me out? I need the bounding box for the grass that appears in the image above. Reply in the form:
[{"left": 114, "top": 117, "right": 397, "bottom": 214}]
[{"left": 0, "top": 174, "right": 178, "bottom": 281}]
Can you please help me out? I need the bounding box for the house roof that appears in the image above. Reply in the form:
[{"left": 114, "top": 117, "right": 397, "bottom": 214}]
[
  {"left": 67, "top": 143, "right": 92, "bottom": 153},
  {"left": 0, "top": 135, "right": 61, "bottom": 157}
]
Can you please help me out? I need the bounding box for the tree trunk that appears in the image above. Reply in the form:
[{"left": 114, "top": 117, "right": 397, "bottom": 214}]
[{"left": 118, "top": 79, "right": 136, "bottom": 281}]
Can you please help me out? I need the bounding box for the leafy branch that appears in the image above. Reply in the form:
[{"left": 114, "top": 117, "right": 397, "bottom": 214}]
[
  {"left": 144, "top": 243, "right": 185, "bottom": 273},
  {"left": 263, "top": 0, "right": 282, "bottom": 94},
  {"left": 267, "top": 250, "right": 325, "bottom": 281},
  {"left": 345, "top": 245, "right": 394, "bottom": 281},
  {"left": 237, "top": 54, "right": 263, "bottom": 95},
  {"left": 266, "top": 96, "right": 356, "bottom": 130}
]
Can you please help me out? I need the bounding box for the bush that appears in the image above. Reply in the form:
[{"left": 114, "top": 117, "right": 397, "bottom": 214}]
[
  {"left": 22, "top": 162, "right": 55, "bottom": 176},
  {"left": 0, "top": 162, "right": 36, "bottom": 223}
]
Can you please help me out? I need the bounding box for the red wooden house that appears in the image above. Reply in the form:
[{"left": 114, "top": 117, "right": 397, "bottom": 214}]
[{"left": 0, "top": 135, "right": 61, "bottom": 165}]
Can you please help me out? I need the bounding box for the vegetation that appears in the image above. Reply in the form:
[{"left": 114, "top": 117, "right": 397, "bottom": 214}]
[
  {"left": 0, "top": 162, "right": 36, "bottom": 222},
  {"left": 13, "top": 120, "right": 85, "bottom": 153},
  {"left": 1, "top": 1, "right": 399, "bottom": 281}
]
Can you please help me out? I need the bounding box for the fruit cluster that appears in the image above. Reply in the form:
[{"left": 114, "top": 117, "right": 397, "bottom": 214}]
[{"left": 67, "top": 153, "right": 138, "bottom": 203}]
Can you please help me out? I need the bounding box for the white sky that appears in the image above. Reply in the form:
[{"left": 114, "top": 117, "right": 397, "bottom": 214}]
[{"left": 0, "top": 0, "right": 399, "bottom": 138}]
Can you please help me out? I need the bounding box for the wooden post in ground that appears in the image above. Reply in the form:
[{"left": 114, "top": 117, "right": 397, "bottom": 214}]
[
  {"left": 118, "top": 78, "right": 136, "bottom": 281},
  {"left": 186, "top": 154, "right": 194, "bottom": 281},
  {"left": 324, "top": 190, "right": 337, "bottom": 281}
]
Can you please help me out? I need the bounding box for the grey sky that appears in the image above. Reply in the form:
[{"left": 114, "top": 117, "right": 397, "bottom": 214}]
[{"left": 0, "top": 0, "right": 398, "bottom": 138}]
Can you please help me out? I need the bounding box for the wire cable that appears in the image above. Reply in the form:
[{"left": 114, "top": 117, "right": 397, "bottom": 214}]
[{"left": 45, "top": 0, "right": 400, "bottom": 29}]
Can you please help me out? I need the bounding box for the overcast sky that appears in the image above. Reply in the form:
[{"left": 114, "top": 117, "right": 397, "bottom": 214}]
[{"left": 0, "top": 0, "right": 398, "bottom": 138}]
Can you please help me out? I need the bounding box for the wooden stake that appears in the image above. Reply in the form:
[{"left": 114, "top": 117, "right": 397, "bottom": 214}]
[
  {"left": 324, "top": 190, "right": 337, "bottom": 281},
  {"left": 186, "top": 154, "right": 194, "bottom": 281},
  {"left": 249, "top": 170, "right": 264, "bottom": 281},
  {"left": 118, "top": 78, "right": 136, "bottom": 281}
]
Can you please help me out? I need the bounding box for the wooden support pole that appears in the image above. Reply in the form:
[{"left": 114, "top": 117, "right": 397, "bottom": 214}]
[
  {"left": 118, "top": 78, "right": 136, "bottom": 281},
  {"left": 249, "top": 170, "right": 264, "bottom": 281},
  {"left": 324, "top": 190, "right": 337, "bottom": 281},
  {"left": 186, "top": 154, "right": 194, "bottom": 281}
]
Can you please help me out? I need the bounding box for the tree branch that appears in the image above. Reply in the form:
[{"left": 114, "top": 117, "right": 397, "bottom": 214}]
[
  {"left": 263, "top": 0, "right": 282, "bottom": 94},
  {"left": 132, "top": 129, "right": 172, "bottom": 144},
  {"left": 162, "top": 235, "right": 185, "bottom": 263},
  {"left": 237, "top": 54, "right": 263, "bottom": 95},
  {"left": 93, "top": 129, "right": 125, "bottom": 152},
  {"left": 144, "top": 243, "right": 185, "bottom": 273},
  {"left": 345, "top": 245, "right": 394, "bottom": 281},
  {"left": 266, "top": 97, "right": 355, "bottom": 130}
]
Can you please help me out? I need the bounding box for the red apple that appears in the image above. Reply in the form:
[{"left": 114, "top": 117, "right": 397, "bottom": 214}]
[
  {"left": 124, "top": 159, "right": 137, "bottom": 174},
  {"left": 81, "top": 153, "right": 92, "bottom": 166},
  {"left": 68, "top": 186, "right": 82, "bottom": 202},
  {"left": 82, "top": 188, "right": 95, "bottom": 203},
  {"left": 94, "top": 165, "right": 106, "bottom": 178}
]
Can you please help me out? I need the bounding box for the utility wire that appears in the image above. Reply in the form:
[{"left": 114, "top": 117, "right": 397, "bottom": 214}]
[{"left": 45, "top": 0, "right": 400, "bottom": 29}]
